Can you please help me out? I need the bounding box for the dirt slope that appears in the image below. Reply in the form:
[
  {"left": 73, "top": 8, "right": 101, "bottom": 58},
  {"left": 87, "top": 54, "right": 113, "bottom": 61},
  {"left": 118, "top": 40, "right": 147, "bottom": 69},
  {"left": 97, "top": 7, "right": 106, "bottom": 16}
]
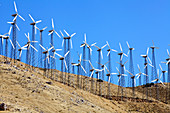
[{"left": 0, "top": 56, "right": 169, "bottom": 113}]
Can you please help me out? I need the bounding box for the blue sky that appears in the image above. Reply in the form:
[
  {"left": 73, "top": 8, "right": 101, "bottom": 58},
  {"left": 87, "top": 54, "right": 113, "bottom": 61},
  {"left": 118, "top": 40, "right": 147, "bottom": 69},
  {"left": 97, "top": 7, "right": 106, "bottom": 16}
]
[{"left": 0, "top": 0, "right": 170, "bottom": 86}]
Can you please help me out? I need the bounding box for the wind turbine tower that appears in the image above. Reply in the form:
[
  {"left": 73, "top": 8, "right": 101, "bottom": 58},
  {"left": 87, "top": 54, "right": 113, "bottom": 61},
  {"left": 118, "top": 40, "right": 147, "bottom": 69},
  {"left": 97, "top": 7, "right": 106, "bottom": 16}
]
[
  {"left": 36, "top": 26, "right": 47, "bottom": 68},
  {"left": 126, "top": 41, "right": 135, "bottom": 87},
  {"left": 150, "top": 41, "right": 159, "bottom": 82},
  {"left": 29, "top": 14, "right": 41, "bottom": 69},
  {"left": 10, "top": 1, "right": 25, "bottom": 63}
]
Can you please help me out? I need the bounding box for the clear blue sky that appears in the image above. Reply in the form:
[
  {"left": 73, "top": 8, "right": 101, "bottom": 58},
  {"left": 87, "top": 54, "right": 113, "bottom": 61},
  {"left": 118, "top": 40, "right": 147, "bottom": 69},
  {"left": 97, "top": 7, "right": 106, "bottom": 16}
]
[{"left": 0, "top": 0, "right": 170, "bottom": 85}]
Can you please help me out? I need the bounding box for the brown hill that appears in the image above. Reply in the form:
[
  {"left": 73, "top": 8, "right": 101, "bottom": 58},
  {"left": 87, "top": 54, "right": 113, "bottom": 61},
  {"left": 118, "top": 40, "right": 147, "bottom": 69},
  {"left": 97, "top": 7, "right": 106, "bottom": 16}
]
[{"left": 0, "top": 56, "right": 170, "bottom": 113}]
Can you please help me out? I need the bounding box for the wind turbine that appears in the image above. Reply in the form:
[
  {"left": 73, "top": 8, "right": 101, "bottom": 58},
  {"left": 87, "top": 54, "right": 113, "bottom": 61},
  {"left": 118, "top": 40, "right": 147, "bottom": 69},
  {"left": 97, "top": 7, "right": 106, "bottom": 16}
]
[
  {"left": 106, "top": 41, "right": 117, "bottom": 83},
  {"left": 105, "top": 67, "right": 117, "bottom": 99},
  {"left": 16, "top": 41, "right": 27, "bottom": 61},
  {"left": 39, "top": 44, "right": 53, "bottom": 77},
  {"left": 29, "top": 14, "right": 41, "bottom": 68},
  {"left": 24, "top": 33, "right": 38, "bottom": 68},
  {"left": 88, "top": 60, "right": 102, "bottom": 93},
  {"left": 159, "top": 64, "right": 167, "bottom": 83},
  {"left": 0, "top": 34, "right": 5, "bottom": 56},
  {"left": 126, "top": 41, "right": 135, "bottom": 87},
  {"left": 3, "top": 26, "right": 15, "bottom": 63},
  {"left": 63, "top": 29, "right": 76, "bottom": 78},
  {"left": 50, "top": 43, "right": 62, "bottom": 80},
  {"left": 150, "top": 40, "right": 159, "bottom": 83},
  {"left": 11, "top": 1, "right": 25, "bottom": 63},
  {"left": 116, "top": 67, "right": 127, "bottom": 101},
  {"left": 136, "top": 64, "right": 146, "bottom": 86},
  {"left": 94, "top": 43, "right": 108, "bottom": 85},
  {"left": 126, "top": 70, "right": 136, "bottom": 98},
  {"left": 118, "top": 43, "right": 128, "bottom": 61},
  {"left": 72, "top": 54, "right": 86, "bottom": 89},
  {"left": 151, "top": 69, "right": 165, "bottom": 100},
  {"left": 36, "top": 26, "right": 47, "bottom": 68},
  {"left": 55, "top": 51, "right": 69, "bottom": 84},
  {"left": 97, "top": 61, "right": 109, "bottom": 96},
  {"left": 141, "top": 47, "right": 153, "bottom": 99}
]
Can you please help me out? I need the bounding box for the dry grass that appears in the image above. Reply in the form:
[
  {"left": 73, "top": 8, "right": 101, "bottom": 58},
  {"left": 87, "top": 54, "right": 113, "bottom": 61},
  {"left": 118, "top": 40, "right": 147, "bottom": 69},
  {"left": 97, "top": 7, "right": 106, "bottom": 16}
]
[{"left": 0, "top": 56, "right": 169, "bottom": 113}]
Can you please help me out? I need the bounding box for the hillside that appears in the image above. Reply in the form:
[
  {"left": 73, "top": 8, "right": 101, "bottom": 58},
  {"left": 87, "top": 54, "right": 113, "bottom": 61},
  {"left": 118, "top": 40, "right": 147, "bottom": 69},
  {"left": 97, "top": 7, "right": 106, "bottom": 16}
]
[{"left": 0, "top": 56, "right": 170, "bottom": 113}]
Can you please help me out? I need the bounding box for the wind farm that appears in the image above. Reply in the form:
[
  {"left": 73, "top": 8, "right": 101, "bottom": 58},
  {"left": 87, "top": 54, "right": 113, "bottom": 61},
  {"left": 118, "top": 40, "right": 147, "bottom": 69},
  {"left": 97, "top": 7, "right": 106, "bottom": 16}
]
[{"left": 0, "top": 1, "right": 169, "bottom": 112}]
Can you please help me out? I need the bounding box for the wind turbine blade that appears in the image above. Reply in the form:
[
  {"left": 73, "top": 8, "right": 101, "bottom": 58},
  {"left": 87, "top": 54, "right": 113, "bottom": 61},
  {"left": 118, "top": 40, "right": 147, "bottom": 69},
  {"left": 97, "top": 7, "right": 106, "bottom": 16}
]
[
  {"left": 147, "top": 57, "right": 152, "bottom": 64},
  {"left": 101, "top": 50, "right": 103, "bottom": 59},
  {"left": 52, "top": 18, "right": 54, "bottom": 29},
  {"left": 29, "top": 14, "right": 35, "bottom": 22},
  {"left": 159, "top": 64, "right": 163, "bottom": 71},
  {"left": 137, "top": 64, "right": 141, "bottom": 72},
  {"left": 137, "top": 74, "right": 141, "bottom": 79},
  {"left": 60, "top": 30, "right": 64, "bottom": 37},
  {"left": 35, "top": 26, "right": 40, "bottom": 31},
  {"left": 9, "top": 39, "right": 15, "bottom": 49},
  {"left": 64, "top": 30, "right": 69, "bottom": 36},
  {"left": 90, "top": 71, "right": 94, "bottom": 78},
  {"left": 127, "top": 50, "right": 130, "bottom": 56},
  {"left": 42, "top": 27, "right": 47, "bottom": 31},
  {"left": 144, "top": 64, "right": 147, "bottom": 69},
  {"left": 91, "top": 42, "right": 96, "bottom": 46},
  {"left": 39, "top": 44, "right": 46, "bottom": 51},
  {"left": 160, "top": 73, "right": 163, "bottom": 79},
  {"left": 55, "top": 49, "right": 62, "bottom": 51},
  {"left": 152, "top": 40, "right": 154, "bottom": 46},
  {"left": 84, "top": 33, "right": 86, "bottom": 43},
  {"left": 108, "top": 76, "right": 111, "bottom": 83},
  {"left": 64, "top": 60, "right": 68, "bottom": 70},
  {"left": 19, "top": 50, "right": 22, "bottom": 58},
  {"left": 48, "top": 46, "right": 53, "bottom": 52},
  {"left": 149, "top": 63, "right": 154, "bottom": 67},
  {"left": 7, "top": 22, "right": 13, "bottom": 24},
  {"left": 16, "top": 41, "right": 21, "bottom": 48},
  {"left": 55, "top": 52, "right": 63, "bottom": 58},
  {"left": 151, "top": 79, "right": 157, "bottom": 82},
  {"left": 111, "top": 49, "right": 117, "bottom": 52},
  {"left": 106, "top": 41, "right": 110, "bottom": 48},
  {"left": 94, "top": 45, "right": 100, "bottom": 49},
  {"left": 118, "top": 76, "right": 121, "bottom": 82},
  {"left": 119, "top": 43, "right": 123, "bottom": 52},
  {"left": 120, "top": 54, "right": 123, "bottom": 61},
  {"left": 8, "top": 26, "right": 12, "bottom": 35},
  {"left": 48, "top": 31, "right": 53, "bottom": 36},
  {"left": 36, "top": 20, "right": 42, "bottom": 24},
  {"left": 62, "top": 39, "right": 64, "bottom": 47},
  {"left": 123, "top": 53, "right": 128, "bottom": 57},
  {"left": 81, "top": 65, "right": 86, "bottom": 73},
  {"left": 54, "top": 30, "right": 61, "bottom": 38},
  {"left": 146, "top": 47, "right": 149, "bottom": 55},
  {"left": 126, "top": 41, "right": 130, "bottom": 48},
  {"left": 166, "top": 60, "right": 170, "bottom": 65},
  {"left": 159, "top": 80, "right": 165, "bottom": 86},
  {"left": 18, "top": 14, "right": 25, "bottom": 21},
  {"left": 64, "top": 51, "right": 70, "bottom": 57},
  {"left": 89, "top": 61, "right": 93, "bottom": 68},
  {"left": 70, "top": 39, "right": 73, "bottom": 49},
  {"left": 30, "top": 44, "right": 38, "bottom": 52},
  {"left": 15, "top": 24, "right": 20, "bottom": 31},
  {"left": 14, "top": 1, "right": 18, "bottom": 12},
  {"left": 13, "top": 16, "right": 17, "bottom": 21},
  {"left": 101, "top": 44, "right": 107, "bottom": 49},
  {"left": 71, "top": 33, "right": 76, "bottom": 37},
  {"left": 167, "top": 49, "right": 170, "bottom": 57},
  {"left": 111, "top": 73, "right": 118, "bottom": 75},
  {"left": 107, "top": 51, "right": 110, "bottom": 56}
]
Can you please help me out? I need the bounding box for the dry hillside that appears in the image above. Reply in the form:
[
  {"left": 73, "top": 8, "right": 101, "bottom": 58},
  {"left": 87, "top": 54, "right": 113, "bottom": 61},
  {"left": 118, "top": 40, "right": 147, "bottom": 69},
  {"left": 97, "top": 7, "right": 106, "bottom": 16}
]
[{"left": 0, "top": 56, "right": 170, "bottom": 113}]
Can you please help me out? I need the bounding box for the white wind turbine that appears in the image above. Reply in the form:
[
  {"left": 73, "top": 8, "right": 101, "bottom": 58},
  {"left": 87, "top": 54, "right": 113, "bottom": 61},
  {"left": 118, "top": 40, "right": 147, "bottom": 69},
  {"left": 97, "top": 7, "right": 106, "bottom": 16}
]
[
  {"left": 136, "top": 64, "right": 146, "bottom": 86},
  {"left": 12, "top": 1, "right": 25, "bottom": 21},
  {"left": 48, "top": 18, "right": 60, "bottom": 38},
  {"left": 118, "top": 42, "right": 128, "bottom": 61},
  {"left": 29, "top": 14, "right": 42, "bottom": 34},
  {"left": 16, "top": 41, "right": 27, "bottom": 61}
]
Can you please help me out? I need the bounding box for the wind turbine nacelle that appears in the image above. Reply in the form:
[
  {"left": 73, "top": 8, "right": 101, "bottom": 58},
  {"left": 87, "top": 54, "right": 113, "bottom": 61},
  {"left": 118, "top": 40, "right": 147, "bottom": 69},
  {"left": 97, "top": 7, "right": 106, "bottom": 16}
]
[
  {"left": 17, "top": 59, "right": 20, "bottom": 61},
  {"left": 107, "top": 49, "right": 111, "bottom": 51},
  {"left": 40, "top": 30, "right": 44, "bottom": 32},
  {"left": 117, "top": 75, "right": 121, "bottom": 77},
  {"left": 12, "top": 14, "right": 17, "bottom": 17},
  {"left": 95, "top": 71, "right": 99, "bottom": 74},
  {"left": 43, "top": 51, "right": 48, "bottom": 54},
  {"left": 18, "top": 49, "right": 22, "bottom": 51},
  {"left": 144, "top": 63, "right": 147, "bottom": 65},
  {"left": 48, "top": 30, "right": 53, "bottom": 32},
  {"left": 3, "top": 36, "right": 9, "bottom": 39},
  {"left": 106, "top": 74, "right": 110, "bottom": 76},
  {"left": 118, "top": 52, "right": 123, "bottom": 55},
  {"left": 129, "top": 48, "right": 134, "bottom": 50},
  {"left": 90, "top": 69, "right": 94, "bottom": 72},
  {"left": 166, "top": 58, "right": 170, "bottom": 61},
  {"left": 30, "top": 22, "right": 36, "bottom": 25},
  {"left": 64, "top": 37, "right": 71, "bottom": 39},
  {"left": 131, "top": 76, "right": 135, "bottom": 79},
  {"left": 59, "top": 57, "right": 64, "bottom": 60},
  {"left": 52, "top": 50, "right": 55, "bottom": 52},
  {"left": 97, "top": 49, "right": 101, "bottom": 51},
  {"left": 162, "top": 71, "right": 167, "bottom": 73}
]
